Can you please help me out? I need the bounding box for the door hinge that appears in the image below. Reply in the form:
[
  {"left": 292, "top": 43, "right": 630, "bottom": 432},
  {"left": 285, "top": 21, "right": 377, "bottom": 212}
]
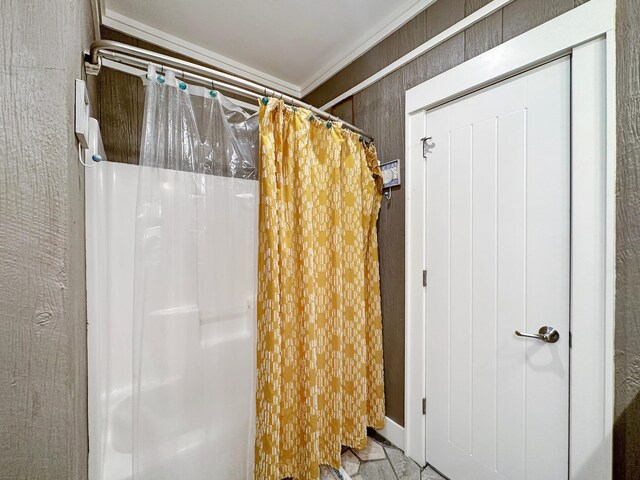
[
  {"left": 569, "top": 331, "right": 572, "bottom": 348},
  {"left": 423, "top": 270, "right": 427, "bottom": 287},
  {"left": 422, "top": 398, "right": 427, "bottom": 415}
]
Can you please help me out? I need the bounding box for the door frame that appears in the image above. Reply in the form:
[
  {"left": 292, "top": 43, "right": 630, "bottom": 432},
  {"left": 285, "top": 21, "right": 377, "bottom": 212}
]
[{"left": 404, "top": 1, "right": 616, "bottom": 478}]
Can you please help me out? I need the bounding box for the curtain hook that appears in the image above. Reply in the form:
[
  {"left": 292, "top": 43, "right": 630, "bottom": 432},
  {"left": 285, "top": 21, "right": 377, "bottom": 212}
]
[
  {"left": 78, "top": 142, "right": 93, "bottom": 168},
  {"left": 160, "top": 65, "right": 165, "bottom": 75},
  {"left": 178, "top": 71, "right": 187, "bottom": 90}
]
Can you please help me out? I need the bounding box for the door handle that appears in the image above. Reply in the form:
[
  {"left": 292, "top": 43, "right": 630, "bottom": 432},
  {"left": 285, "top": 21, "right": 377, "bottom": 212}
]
[{"left": 514, "top": 326, "right": 560, "bottom": 343}]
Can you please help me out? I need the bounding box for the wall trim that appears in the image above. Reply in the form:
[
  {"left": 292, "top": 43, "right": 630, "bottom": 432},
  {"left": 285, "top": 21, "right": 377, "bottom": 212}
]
[
  {"left": 299, "top": 0, "right": 438, "bottom": 97},
  {"left": 405, "top": 0, "right": 613, "bottom": 113},
  {"left": 404, "top": 1, "right": 616, "bottom": 478},
  {"left": 97, "top": 0, "right": 439, "bottom": 101},
  {"left": 101, "top": 8, "right": 302, "bottom": 97},
  {"left": 320, "top": 0, "right": 516, "bottom": 111},
  {"left": 376, "top": 416, "right": 405, "bottom": 451}
]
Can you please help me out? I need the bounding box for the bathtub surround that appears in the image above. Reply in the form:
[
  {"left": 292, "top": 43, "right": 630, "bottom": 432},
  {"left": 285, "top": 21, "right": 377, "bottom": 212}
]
[
  {"left": 87, "top": 73, "right": 260, "bottom": 479},
  {"left": 255, "top": 98, "right": 385, "bottom": 480},
  {"left": 133, "top": 77, "right": 259, "bottom": 479},
  {"left": 0, "top": 0, "right": 96, "bottom": 478}
]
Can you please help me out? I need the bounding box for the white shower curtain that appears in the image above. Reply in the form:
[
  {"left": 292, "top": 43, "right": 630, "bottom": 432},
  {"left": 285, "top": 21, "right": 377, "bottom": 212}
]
[{"left": 131, "top": 66, "right": 258, "bottom": 480}]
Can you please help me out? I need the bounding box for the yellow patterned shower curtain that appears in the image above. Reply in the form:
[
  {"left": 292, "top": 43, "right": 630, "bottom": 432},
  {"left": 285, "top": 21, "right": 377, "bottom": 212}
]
[{"left": 255, "top": 99, "right": 385, "bottom": 480}]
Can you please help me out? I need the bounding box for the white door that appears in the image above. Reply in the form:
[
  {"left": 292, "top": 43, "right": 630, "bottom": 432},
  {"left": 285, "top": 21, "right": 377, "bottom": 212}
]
[{"left": 424, "top": 57, "right": 570, "bottom": 480}]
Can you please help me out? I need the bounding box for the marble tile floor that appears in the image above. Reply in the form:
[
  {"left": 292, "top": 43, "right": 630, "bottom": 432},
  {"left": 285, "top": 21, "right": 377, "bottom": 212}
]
[{"left": 319, "top": 429, "right": 448, "bottom": 480}]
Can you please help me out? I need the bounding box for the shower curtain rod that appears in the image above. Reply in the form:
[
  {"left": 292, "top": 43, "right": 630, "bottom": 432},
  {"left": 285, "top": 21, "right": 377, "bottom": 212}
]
[{"left": 85, "top": 40, "right": 373, "bottom": 142}]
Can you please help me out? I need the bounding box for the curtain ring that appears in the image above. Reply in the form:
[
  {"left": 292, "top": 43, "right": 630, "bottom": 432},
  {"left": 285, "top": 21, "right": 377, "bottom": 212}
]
[
  {"left": 160, "top": 65, "right": 165, "bottom": 75},
  {"left": 180, "top": 70, "right": 185, "bottom": 80}
]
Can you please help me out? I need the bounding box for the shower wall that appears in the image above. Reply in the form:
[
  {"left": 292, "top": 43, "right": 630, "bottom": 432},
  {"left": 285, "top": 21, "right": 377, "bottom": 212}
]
[
  {"left": 0, "top": 1, "right": 96, "bottom": 478},
  {"left": 86, "top": 161, "right": 258, "bottom": 479}
]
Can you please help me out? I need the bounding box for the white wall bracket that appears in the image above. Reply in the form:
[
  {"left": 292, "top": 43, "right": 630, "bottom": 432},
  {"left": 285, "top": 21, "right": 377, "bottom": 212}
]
[
  {"left": 75, "top": 79, "right": 91, "bottom": 148},
  {"left": 84, "top": 50, "right": 102, "bottom": 76}
]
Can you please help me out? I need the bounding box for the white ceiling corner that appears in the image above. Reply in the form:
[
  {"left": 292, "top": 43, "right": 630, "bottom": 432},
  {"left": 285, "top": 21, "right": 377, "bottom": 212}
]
[
  {"left": 299, "top": 0, "right": 437, "bottom": 96},
  {"left": 99, "top": 0, "right": 432, "bottom": 99},
  {"left": 101, "top": 8, "right": 302, "bottom": 97}
]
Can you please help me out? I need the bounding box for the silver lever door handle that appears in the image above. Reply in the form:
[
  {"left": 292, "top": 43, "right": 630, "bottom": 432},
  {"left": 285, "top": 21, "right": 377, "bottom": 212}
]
[{"left": 514, "top": 326, "right": 560, "bottom": 343}]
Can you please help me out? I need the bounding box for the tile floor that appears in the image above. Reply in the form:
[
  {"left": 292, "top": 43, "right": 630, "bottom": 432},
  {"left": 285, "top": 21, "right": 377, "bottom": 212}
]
[{"left": 319, "top": 429, "right": 448, "bottom": 480}]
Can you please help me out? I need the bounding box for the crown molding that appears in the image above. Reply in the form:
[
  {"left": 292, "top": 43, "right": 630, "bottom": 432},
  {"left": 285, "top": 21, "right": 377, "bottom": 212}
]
[
  {"left": 321, "top": 0, "right": 516, "bottom": 111},
  {"left": 97, "top": 0, "right": 435, "bottom": 101},
  {"left": 101, "top": 8, "right": 303, "bottom": 98},
  {"left": 299, "top": 0, "right": 436, "bottom": 97}
]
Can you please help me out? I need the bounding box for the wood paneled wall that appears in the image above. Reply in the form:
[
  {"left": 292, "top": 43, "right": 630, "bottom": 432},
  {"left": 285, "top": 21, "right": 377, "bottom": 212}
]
[
  {"left": 614, "top": 1, "right": 640, "bottom": 478},
  {"left": 98, "top": 28, "right": 145, "bottom": 164},
  {"left": 0, "top": 0, "right": 95, "bottom": 478},
  {"left": 306, "top": 0, "right": 582, "bottom": 427}
]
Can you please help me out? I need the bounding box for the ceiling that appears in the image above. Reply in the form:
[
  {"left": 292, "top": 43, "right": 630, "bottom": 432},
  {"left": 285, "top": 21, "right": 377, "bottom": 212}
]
[{"left": 99, "top": 0, "right": 432, "bottom": 97}]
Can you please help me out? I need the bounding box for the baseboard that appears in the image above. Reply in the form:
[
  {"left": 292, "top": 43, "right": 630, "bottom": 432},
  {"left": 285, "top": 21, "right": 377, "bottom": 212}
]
[{"left": 376, "top": 416, "right": 405, "bottom": 451}]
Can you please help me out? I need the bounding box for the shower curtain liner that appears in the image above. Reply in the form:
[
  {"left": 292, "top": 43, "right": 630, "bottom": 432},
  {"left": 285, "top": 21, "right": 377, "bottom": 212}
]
[{"left": 132, "top": 66, "right": 258, "bottom": 480}]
